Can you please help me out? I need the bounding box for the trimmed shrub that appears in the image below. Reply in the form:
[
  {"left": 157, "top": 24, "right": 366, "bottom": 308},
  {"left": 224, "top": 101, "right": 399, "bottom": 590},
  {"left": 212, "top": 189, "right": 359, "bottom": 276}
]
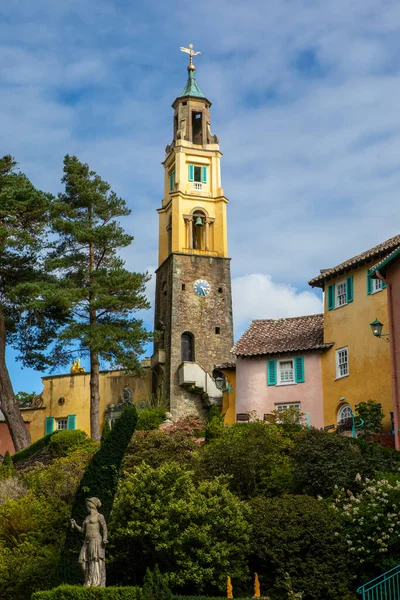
[
  {"left": 31, "top": 585, "right": 142, "bottom": 599},
  {"left": 249, "top": 495, "right": 352, "bottom": 600},
  {"left": 12, "top": 433, "right": 54, "bottom": 466},
  {"left": 48, "top": 430, "right": 88, "bottom": 457},
  {"left": 197, "top": 421, "right": 293, "bottom": 498},
  {"left": 58, "top": 405, "right": 138, "bottom": 585},
  {"left": 109, "top": 462, "right": 250, "bottom": 593},
  {"left": 142, "top": 565, "right": 172, "bottom": 600},
  {"left": 136, "top": 408, "right": 164, "bottom": 431},
  {"left": 291, "top": 428, "right": 365, "bottom": 497},
  {"left": 204, "top": 406, "right": 224, "bottom": 443}
]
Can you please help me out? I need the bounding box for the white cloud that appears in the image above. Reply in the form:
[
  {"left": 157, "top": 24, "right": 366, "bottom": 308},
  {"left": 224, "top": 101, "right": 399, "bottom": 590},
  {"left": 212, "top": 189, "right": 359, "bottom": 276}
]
[{"left": 232, "top": 273, "right": 323, "bottom": 338}]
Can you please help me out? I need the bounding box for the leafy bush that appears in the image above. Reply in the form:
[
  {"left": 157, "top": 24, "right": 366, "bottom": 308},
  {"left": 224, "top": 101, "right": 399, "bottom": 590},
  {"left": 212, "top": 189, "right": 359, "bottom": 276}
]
[
  {"left": 31, "top": 585, "right": 142, "bottom": 599},
  {"left": 0, "top": 494, "right": 69, "bottom": 600},
  {"left": 48, "top": 430, "right": 88, "bottom": 457},
  {"left": 58, "top": 405, "right": 138, "bottom": 585},
  {"left": 142, "top": 565, "right": 172, "bottom": 600},
  {"left": 355, "top": 400, "right": 384, "bottom": 440},
  {"left": 12, "top": 433, "right": 54, "bottom": 466},
  {"left": 123, "top": 426, "right": 199, "bottom": 472},
  {"left": 204, "top": 406, "right": 224, "bottom": 443},
  {"left": 333, "top": 475, "right": 400, "bottom": 580},
  {"left": 109, "top": 462, "right": 250, "bottom": 593},
  {"left": 249, "top": 495, "right": 352, "bottom": 600},
  {"left": 0, "top": 451, "right": 15, "bottom": 480},
  {"left": 0, "top": 476, "right": 27, "bottom": 505},
  {"left": 291, "top": 428, "right": 365, "bottom": 497},
  {"left": 136, "top": 408, "right": 165, "bottom": 431},
  {"left": 197, "top": 421, "right": 293, "bottom": 498}
]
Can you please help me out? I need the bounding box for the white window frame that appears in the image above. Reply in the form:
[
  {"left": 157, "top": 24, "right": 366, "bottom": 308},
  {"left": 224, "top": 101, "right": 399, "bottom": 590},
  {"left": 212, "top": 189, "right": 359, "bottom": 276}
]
[
  {"left": 335, "top": 280, "right": 347, "bottom": 307},
  {"left": 337, "top": 404, "right": 353, "bottom": 426},
  {"left": 336, "top": 347, "right": 349, "bottom": 379},
  {"left": 56, "top": 417, "right": 68, "bottom": 430},
  {"left": 277, "top": 359, "right": 296, "bottom": 385},
  {"left": 275, "top": 403, "right": 302, "bottom": 424},
  {"left": 371, "top": 278, "right": 383, "bottom": 294}
]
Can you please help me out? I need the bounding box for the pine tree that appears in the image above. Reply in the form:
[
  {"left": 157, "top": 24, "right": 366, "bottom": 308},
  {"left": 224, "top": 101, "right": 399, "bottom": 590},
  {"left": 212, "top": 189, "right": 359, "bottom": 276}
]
[
  {"left": 47, "top": 155, "right": 151, "bottom": 440},
  {"left": 0, "top": 155, "right": 52, "bottom": 451}
]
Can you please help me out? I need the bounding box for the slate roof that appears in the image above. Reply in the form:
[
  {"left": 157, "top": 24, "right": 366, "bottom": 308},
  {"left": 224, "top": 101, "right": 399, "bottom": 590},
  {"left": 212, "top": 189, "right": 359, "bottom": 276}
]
[
  {"left": 309, "top": 234, "right": 400, "bottom": 288},
  {"left": 232, "top": 314, "right": 330, "bottom": 357}
]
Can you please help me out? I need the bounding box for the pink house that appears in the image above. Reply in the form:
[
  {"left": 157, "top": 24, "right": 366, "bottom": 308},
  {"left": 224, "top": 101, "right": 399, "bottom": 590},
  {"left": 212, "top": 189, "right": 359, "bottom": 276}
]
[
  {"left": 370, "top": 248, "right": 400, "bottom": 450},
  {"left": 232, "top": 314, "right": 331, "bottom": 427}
]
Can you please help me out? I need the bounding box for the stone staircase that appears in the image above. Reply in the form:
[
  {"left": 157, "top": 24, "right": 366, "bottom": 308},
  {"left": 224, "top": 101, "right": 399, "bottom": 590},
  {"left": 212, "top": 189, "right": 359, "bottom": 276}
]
[{"left": 178, "top": 361, "right": 223, "bottom": 407}]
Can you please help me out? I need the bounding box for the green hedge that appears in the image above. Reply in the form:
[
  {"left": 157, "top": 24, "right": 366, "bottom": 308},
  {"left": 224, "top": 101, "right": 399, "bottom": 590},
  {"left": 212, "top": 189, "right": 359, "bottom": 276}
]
[
  {"left": 12, "top": 432, "right": 54, "bottom": 465},
  {"left": 31, "top": 591, "right": 250, "bottom": 600},
  {"left": 31, "top": 585, "right": 142, "bottom": 599}
]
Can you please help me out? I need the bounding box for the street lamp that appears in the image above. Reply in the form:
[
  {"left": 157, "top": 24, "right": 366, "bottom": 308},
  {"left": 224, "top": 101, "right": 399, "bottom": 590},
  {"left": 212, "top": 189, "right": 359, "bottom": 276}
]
[{"left": 370, "top": 318, "right": 389, "bottom": 340}]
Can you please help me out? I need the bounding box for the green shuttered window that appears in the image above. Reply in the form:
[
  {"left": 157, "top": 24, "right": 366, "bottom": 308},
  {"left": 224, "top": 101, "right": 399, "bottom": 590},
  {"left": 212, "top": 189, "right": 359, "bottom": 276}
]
[
  {"left": 67, "top": 414, "right": 77, "bottom": 430},
  {"left": 294, "top": 356, "right": 305, "bottom": 383},
  {"left": 346, "top": 275, "right": 354, "bottom": 303},
  {"left": 328, "top": 284, "right": 335, "bottom": 310},
  {"left": 201, "top": 166, "right": 207, "bottom": 183},
  {"left": 267, "top": 359, "right": 277, "bottom": 386},
  {"left": 367, "top": 273, "right": 373, "bottom": 295},
  {"left": 45, "top": 416, "right": 55, "bottom": 435},
  {"left": 188, "top": 165, "right": 194, "bottom": 181}
]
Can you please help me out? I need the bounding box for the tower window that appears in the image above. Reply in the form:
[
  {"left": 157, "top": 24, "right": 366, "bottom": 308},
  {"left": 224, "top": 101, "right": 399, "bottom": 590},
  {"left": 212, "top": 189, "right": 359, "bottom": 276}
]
[
  {"left": 182, "top": 283, "right": 186, "bottom": 291},
  {"left": 169, "top": 170, "right": 176, "bottom": 191},
  {"left": 218, "top": 287, "right": 223, "bottom": 294},
  {"left": 192, "top": 111, "right": 203, "bottom": 144},
  {"left": 181, "top": 332, "right": 195, "bottom": 362},
  {"left": 215, "top": 327, "right": 221, "bottom": 335}
]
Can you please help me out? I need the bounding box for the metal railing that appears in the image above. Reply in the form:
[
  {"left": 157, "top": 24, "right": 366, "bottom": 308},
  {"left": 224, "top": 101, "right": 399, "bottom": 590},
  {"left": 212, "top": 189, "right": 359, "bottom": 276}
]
[{"left": 357, "top": 564, "right": 400, "bottom": 599}]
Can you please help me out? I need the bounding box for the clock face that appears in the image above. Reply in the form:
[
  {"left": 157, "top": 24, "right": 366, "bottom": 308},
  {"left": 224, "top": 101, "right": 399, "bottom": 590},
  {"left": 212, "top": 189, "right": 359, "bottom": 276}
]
[{"left": 193, "top": 279, "right": 211, "bottom": 297}]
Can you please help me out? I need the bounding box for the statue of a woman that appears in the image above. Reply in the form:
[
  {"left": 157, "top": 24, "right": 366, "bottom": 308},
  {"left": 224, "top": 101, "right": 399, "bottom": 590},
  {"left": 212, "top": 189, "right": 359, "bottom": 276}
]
[{"left": 71, "top": 497, "right": 108, "bottom": 587}]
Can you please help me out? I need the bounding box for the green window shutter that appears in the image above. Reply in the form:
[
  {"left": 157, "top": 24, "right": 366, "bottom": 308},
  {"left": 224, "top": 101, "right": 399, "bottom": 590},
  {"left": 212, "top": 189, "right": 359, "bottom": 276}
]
[
  {"left": 188, "top": 165, "right": 194, "bottom": 181},
  {"left": 327, "top": 284, "right": 335, "bottom": 310},
  {"left": 67, "top": 414, "right": 77, "bottom": 430},
  {"left": 45, "top": 417, "right": 55, "bottom": 435},
  {"left": 294, "top": 356, "right": 305, "bottom": 383},
  {"left": 346, "top": 275, "right": 354, "bottom": 303},
  {"left": 382, "top": 280, "right": 387, "bottom": 289},
  {"left": 169, "top": 173, "right": 173, "bottom": 191},
  {"left": 367, "top": 273, "right": 372, "bottom": 295},
  {"left": 201, "top": 166, "right": 207, "bottom": 183},
  {"left": 267, "top": 359, "right": 277, "bottom": 386}
]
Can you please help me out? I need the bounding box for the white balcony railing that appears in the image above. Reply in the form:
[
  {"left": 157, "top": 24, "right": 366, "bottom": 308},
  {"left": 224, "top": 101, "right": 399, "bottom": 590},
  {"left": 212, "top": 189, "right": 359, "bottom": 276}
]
[{"left": 192, "top": 182, "right": 202, "bottom": 191}]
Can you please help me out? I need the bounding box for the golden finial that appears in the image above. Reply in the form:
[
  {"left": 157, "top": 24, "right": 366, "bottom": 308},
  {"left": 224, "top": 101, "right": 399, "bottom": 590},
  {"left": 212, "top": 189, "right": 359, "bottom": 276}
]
[
  {"left": 70, "top": 358, "right": 85, "bottom": 374},
  {"left": 180, "top": 43, "right": 201, "bottom": 71}
]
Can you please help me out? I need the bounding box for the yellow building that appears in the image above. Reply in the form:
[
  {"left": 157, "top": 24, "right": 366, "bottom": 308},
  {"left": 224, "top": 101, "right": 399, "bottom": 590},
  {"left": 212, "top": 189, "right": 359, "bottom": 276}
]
[
  {"left": 19, "top": 366, "right": 152, "bottom": 443},
  {"left": 309, "top": 234, "right": 400, "bottom": 432}
]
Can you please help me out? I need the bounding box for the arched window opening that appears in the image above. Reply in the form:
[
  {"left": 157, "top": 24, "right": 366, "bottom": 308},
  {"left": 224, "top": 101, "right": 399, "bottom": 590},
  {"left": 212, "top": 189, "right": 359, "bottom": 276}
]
[
  {"left": 192, "top": 210, "right": 206, "bottom": 250},
  {"left": 181, "top": 332, "right": 195, "bottom": 362},
  {"left": 337, "top": 404, "right": 353, "bottom": 433}
]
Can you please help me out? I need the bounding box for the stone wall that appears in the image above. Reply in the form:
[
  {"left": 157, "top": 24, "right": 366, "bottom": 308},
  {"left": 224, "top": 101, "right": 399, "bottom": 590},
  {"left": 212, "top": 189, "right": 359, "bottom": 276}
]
[{"left": 153, "top": 252, "right": 234, "bottom": 419}]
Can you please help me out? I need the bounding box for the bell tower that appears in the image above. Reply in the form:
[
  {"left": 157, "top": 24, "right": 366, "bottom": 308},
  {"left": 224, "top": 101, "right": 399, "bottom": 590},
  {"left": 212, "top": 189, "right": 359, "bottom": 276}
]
[{"left": 151, "top": 45, "right": 234, "bottom": 419}]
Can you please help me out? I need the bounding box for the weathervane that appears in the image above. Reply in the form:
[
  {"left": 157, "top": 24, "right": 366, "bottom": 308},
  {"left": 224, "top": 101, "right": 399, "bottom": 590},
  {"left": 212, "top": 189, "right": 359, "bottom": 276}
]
[{"left": 180, "top": 43, "right": 201, "bottom": 70}]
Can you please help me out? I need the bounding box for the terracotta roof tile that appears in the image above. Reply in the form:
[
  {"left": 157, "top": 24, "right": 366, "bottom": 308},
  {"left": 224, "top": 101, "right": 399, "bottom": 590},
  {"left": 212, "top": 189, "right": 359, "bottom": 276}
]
[
  {"left": 232, "top": 314, "right": 330, "bottom": 357},
  {"left": 214, "top": 361, "right": 236, "bottom": 370},
  {"left": 309, "top": 234, "right": 400, "bottom": 288}
]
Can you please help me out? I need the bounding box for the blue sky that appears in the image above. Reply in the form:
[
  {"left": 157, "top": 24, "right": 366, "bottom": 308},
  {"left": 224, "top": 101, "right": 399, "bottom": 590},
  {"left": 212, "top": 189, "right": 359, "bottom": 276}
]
[{"left": 2, "top": 0, "right": 400, "bottom": 393}]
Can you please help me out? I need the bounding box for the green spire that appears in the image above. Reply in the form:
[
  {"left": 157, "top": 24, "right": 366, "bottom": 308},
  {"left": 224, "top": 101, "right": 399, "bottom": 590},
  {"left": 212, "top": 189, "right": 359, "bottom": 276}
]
[{"left": 179, "top": 68, "right": 205, "bottom": 98}]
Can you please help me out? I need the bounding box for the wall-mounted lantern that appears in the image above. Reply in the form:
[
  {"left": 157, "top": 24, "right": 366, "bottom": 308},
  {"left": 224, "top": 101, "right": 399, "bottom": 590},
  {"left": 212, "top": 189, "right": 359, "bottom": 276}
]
[{"left": 370, "top": 318, "right": 389, "bottom": 340}]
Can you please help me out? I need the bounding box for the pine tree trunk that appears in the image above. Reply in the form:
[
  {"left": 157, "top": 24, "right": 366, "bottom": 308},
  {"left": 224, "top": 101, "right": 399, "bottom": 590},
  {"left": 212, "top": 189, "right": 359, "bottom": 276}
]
[
  {"left": 90, "top": 349, "right": 101, "bottom": 441},
  {"left": 0, "top": 307, "right": 31, "bottom": 451}
]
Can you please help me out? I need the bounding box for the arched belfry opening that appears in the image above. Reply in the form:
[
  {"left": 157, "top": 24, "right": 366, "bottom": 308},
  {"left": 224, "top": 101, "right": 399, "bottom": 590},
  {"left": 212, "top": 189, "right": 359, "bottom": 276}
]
[
  {"left": 181, "top": 332, "right": 195, "bottom": 362},
  {"left": 192, "top": 111, "right": 203, "bottom": 145},
  {"left": 192, "top": 210, "right": 206, "bottom": 250}
]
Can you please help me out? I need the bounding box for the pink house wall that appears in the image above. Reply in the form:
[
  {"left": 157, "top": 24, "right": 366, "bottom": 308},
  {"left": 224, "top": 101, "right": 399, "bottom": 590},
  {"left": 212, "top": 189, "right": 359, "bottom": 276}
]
[
  {"left": 235, "top": 353, "right": 324, "bottom": 428},
  {"left": 385, "top": 262, "right": 400, "bottom": 450},
  {"left": 0, "top": 422, "right": 30, "bottom": 456}
]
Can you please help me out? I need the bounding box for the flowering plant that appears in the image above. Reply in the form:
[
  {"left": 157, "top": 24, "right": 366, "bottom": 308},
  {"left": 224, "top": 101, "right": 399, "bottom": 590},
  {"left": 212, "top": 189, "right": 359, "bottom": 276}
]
[{"left": 332, "top": 475, "right": 400, "bottom": 570}]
